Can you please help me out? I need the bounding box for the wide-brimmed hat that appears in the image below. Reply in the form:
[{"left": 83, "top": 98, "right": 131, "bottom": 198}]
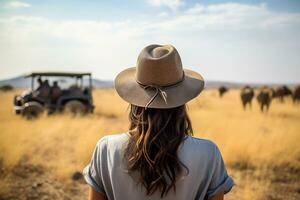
[{"left": 114, "top": 44, "right": 205, "bottom": 108}]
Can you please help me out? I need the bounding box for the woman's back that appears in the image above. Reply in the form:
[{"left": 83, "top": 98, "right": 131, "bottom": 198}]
[
  {"left": 83, "top": 133, "right": 233, "bottom": 200},
  {"left": 83, "top": 44, "right": 234, "bottom": 200}
]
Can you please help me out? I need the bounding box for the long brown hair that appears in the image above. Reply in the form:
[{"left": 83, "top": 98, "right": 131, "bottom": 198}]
[{"left": 124, "top": 104, "right": 193, "bottom": 197}]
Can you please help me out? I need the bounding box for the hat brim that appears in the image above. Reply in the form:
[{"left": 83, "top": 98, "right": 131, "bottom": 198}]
[{"left": 114, "top": 67, "right": 205, "bottom": 108}]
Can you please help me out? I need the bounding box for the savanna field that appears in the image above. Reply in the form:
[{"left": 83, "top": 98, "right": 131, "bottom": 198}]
[{"left": 0, "top": 88, "right": 299, "bottom": 200}]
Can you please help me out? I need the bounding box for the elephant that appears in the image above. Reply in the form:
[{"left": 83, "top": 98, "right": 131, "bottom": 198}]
[{"left": 240, "top": 86, "right": 254, "bottom": 110}]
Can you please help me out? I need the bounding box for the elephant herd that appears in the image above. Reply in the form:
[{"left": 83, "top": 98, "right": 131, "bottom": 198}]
[{"left": 218, "top": 85, "right": 300, "bottom": 112}]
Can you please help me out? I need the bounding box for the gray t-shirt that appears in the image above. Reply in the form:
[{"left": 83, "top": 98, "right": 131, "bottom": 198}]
[{"left": 83, "top": 133, "right": 234, "bottom": 200}]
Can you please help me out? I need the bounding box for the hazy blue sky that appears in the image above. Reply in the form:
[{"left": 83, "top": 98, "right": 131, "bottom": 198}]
[{"left": 0, "top": 0, "right": 299, "bottom": 83}]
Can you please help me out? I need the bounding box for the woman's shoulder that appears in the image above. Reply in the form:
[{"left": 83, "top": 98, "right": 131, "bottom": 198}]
[
  {"left": 185, "top": 135, "right": 217, "bottom": 147},
  {"left": 99, "top": 132, "right": 129, "bottom": 141},
  {"left": 182, "top": 136, "right": 219, "bottom": 155},
  {"left": 95, "top": 133, "right": 129, "bottom": 150}
]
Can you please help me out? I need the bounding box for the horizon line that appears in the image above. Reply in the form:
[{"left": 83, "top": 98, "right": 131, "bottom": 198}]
[{"left": 0, "top": 74, "right": 299, "bottom": 86}]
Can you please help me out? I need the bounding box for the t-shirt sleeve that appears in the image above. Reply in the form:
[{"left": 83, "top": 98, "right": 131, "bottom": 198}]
[
  {"left": 206, "top": 143, "right": 234, "bottom": 198},
  {"left": 82, "top": 137, "right": 107, "bottom": 195}
]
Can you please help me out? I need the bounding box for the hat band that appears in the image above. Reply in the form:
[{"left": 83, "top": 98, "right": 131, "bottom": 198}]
[{"left": 136, "top": 72, "right": 185, "bottom": 108}]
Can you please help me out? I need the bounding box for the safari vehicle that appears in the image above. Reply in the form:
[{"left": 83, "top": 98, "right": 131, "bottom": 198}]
[{"left": 14, "top": 72, "right": 94, "bottom": 119}]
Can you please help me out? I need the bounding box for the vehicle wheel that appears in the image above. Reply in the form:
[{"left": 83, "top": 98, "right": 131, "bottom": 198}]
[
  {"left": 22, "top": 101, "right": 44, "bottom": 119},
  {"left": 64, "top": 100, "right": 87, "bottom": 115}
]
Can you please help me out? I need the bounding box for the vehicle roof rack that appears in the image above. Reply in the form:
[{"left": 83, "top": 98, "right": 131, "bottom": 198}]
[{"left": 24, "top": 72, "right": 92, "bottom": 78}]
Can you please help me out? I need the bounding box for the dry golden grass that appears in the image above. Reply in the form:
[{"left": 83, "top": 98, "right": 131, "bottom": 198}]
[{"left": 0, "top": 88, "right": 299, "bottom": 199}]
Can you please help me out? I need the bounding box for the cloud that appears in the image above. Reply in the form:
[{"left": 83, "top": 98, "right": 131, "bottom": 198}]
[
  {"left": 4, "top": 1, "right": 31, "bottom": 9},
  {"left": 147, "top": 0, "right": 184, "bottom": 10},
  {"left": 1, "top": 3, "right": 299, "bottom": 44},
  {"left": 164, "top": 3, "right": 300, "bottom": 31},
  {"left": 0, "top": 2, "right": 300, "bottom": 82},
  {"left": 158, "top": 12, "right": 169, "bottom": 17}
]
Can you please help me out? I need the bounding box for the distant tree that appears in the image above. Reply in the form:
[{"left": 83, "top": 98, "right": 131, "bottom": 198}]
[{"left": 0, "top": 85, "right": 14, "bottom": 91}]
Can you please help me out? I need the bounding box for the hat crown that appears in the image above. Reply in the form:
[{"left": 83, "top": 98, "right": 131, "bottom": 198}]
[{"left": 136, "top": 44, "right": 184, "bottom": 86}]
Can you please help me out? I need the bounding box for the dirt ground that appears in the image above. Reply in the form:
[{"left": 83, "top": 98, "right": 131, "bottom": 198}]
[
  {"left": 0, "top": 157, "right": 299, "bottom": 200},
  {"left": 0, "top": 157, "right": 88, "bottom": 200}
]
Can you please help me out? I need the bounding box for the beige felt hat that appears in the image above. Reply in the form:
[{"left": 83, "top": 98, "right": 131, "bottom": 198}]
[{"left": 114, "top": 44, "right": 205, "bottom": 108}]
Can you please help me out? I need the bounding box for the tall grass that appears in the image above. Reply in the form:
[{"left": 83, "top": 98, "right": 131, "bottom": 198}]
[{"left": 0, "top": 88, "right": 299, "bottom": 199}]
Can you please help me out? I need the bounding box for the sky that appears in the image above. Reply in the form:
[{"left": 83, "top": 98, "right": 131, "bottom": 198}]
[{"left": 0, "top": 0, "right": 300, "bottom": 83}]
